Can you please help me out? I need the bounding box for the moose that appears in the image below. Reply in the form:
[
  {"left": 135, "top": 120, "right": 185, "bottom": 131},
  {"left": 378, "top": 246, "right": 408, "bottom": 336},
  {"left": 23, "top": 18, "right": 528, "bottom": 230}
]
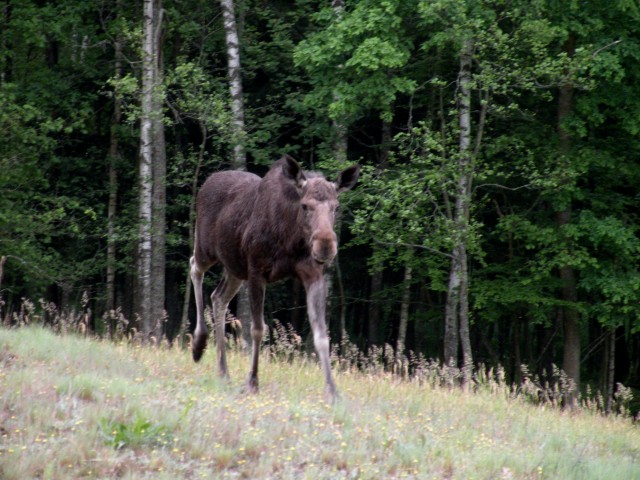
[{"left": 190, "top": 155, "right": 360, "bottom": 399}]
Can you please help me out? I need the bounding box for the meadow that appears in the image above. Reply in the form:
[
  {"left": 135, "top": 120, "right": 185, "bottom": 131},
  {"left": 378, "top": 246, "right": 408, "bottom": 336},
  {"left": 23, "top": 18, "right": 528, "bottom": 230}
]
[{"left": 1, "top": 326, "right": 639, "bottom": 479}]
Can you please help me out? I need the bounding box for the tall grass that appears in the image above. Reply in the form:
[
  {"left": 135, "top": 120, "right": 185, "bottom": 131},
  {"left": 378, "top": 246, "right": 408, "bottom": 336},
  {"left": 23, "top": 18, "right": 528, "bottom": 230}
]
[{"left": 1, "top": 324, "right": 639, "bottom": 479}]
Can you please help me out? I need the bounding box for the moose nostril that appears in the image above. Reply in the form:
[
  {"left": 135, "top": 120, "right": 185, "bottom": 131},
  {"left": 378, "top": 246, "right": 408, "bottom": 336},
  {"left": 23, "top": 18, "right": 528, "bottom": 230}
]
[{"left": 312, "top": 238, "right": 337, "bottom": 263}]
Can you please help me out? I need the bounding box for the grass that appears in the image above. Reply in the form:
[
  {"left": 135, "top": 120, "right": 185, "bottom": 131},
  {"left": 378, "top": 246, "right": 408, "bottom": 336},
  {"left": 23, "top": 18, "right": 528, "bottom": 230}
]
[{"left": 1, "top": 326, "right": 639, "bottom": 479}]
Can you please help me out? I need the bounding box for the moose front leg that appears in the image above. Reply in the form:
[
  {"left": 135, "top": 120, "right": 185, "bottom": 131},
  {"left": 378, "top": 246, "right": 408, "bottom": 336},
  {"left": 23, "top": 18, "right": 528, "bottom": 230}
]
[
  {"left": 246, "top": 276, "right": 266, "bottom": 393},
  {"left": 303, "top": 274, "right": 338, "bottom": 401}
]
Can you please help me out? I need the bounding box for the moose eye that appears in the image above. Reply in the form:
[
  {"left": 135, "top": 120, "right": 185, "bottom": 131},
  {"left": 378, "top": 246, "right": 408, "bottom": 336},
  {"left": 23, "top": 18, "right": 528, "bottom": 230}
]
[{"left": 301, "top": 204, "right": 309, "bottom": 212}]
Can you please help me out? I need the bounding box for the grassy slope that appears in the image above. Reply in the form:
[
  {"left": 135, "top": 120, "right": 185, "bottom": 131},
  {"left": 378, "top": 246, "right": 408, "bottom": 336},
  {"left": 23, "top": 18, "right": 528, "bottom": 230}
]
[{"left": 1, "top": 327, "right": 639, "bottom": 480}]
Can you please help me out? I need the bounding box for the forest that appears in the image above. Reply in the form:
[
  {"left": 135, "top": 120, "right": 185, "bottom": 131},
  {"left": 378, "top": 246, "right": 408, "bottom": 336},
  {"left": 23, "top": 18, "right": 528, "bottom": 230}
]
[{"left": 1, "top": 0, "right": 640, "bottom": 410}]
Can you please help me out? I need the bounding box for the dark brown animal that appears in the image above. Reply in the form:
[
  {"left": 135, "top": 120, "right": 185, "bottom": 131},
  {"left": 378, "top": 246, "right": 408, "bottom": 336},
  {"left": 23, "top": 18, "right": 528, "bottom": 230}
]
[{"left": 190, "top": 155, "right": 359, "bottom": 399}]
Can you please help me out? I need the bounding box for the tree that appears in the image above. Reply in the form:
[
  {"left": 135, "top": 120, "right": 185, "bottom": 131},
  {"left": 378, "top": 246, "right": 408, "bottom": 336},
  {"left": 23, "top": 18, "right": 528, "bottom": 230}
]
[
  {"left": 0, "top": 0, "right": 111, "bottom": 314},
  {"left": 395, "top": 263, "right": 412, "bottom": 364},
  {"left": 106, "top": 0, "right": 124, "bottom": 314},
  {"left": 220, "top": 0, "right": 251, "bottom": 345},
  {"left": 295, "top": 0, "right": 416, "bottom": 341},
  {"left": 166, "top": 61, "right": 232, "bottom": 339},
  {"left": 329, "top": 0, "right": 348, "bottom": 164},
  {"left": 294, "top": 0, "right": 415, "bottom": 155},
  {"left": 350, "top": 0, "right": 575, "bottom": 375},
  {"left": 465, "top": 2, "right": 640, "bottom": 408},
  {"left": 220, "top": 0, "right": 246, "bottom": 169},
  {"left": 554, "top": 34, "right": 580, "bottom": 405},
  {"left": 138, "top": 0, "right": 166, "bottom": 338},
  {"left": 443, "top": 36, "right": 476, "bottom": 382}
]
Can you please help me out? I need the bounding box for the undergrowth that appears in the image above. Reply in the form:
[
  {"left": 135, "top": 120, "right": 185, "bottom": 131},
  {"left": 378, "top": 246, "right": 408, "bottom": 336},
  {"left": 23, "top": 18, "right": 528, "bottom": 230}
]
[{"left": 1, "top": 296, "right": 635, "bottom": 417}]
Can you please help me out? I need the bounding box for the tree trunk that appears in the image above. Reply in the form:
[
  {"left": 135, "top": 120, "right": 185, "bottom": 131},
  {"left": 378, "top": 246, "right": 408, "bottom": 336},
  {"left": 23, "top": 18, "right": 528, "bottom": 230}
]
[
  {"left": 443, "top": 252, "right": 460, "bottom": 367},
  {"left": 323, "top": 235, "right": 338, "bottom": 338},
  {"left": 107, "top": 9, "right": 122, "bottom": 314},
  {"left": 395, "top": 264, "right": 412, "bottom": 363},
  {"left": 513, "top": 316, "right": 522, "bottom": 384},
  {"left": 290, "top": 278, "right": 303, "bottom": 332},
  {"left": 220, "top": 0, "right": 251, "bottom": 347},
  {"left": 180, "top": 123, "right": 208, "bottom": 344},
  {"left": 138, "top": 0, "right": 165, "bottom": 338},
  {"left": 150, "top": 0, "right": 167, "bottom": 341},
  {"left": 367, "top": 269, "right": 383, "bottom": 347},
  {"left": 602, "top": 327, "right": 616, "bottom": 414},
  {"left": 138, "top": 40, "right": 153, "bottom": 338},
  {"left": 335, "top": 254, "right": 347, "bottom": 341},
  {"left": 458, "top": 241, "right": 472, "bottom": 385},
  {"left": 380, "top": 117, "right": 392, "bottom": 169},
  {"left": 0, "top": 255, "right": 6, "bottom": 295},
  {"left": 106, "top": 140, "right": 119, "bottom": 314},
  {"left": 1, "top": 1, "right": 12, "bottom": 82},
  {"left": 556, "top": 35, "right": 580, "bottom": 405},
  {"left": 220, "top": 0, "right": 246, "bottom": 170},
  {"left": 366, "top": 117, "right": 392, "bottom": 348},
  {"left": 444, "top": 38, "right": 474, "bottom": 382},
  {"left": 320, "top": 0, "right": 349, "bottom": 337},
  {"left": 557, "top": 221, "right": 580, "bottom": 400},
  {"left": 331, "top": 0, "right": 348, "bottom": 163}
]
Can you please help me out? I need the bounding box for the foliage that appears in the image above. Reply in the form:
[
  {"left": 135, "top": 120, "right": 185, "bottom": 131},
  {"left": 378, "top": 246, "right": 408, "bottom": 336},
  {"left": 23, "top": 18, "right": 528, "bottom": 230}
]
[
  {"left": 99, "top": 415, "right": 173, "bottom": 450},
  {"left": 295, "top": 0, "right": 416, "bottom": 124}
]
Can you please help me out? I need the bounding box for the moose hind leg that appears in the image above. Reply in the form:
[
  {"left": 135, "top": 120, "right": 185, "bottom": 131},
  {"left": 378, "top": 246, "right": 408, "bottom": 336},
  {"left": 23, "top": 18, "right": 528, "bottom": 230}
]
[
  {"left": 190, "top": 257, "right": 208, "bottom": 362},
  {"left": 212, "top": 272, "right": 243, "bottom": 378}
]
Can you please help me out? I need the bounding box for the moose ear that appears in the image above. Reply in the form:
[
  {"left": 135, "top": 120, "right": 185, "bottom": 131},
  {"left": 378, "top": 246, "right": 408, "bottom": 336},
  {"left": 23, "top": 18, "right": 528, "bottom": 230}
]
[
  {"left": 335, "top": 164, "right": 360, "bottom": 193},
  {"left": 281, "top": 154, "right": 307, "bottom": 190}
]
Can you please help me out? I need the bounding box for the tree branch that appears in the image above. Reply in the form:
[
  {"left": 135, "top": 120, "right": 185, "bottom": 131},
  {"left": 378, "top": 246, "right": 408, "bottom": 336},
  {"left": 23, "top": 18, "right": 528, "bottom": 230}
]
[
  {"left": 372, "top": 238, "right": 454, "bottom": 259},
  {"left": 474, "top": 182, "right": 533, "bottom": 193}
]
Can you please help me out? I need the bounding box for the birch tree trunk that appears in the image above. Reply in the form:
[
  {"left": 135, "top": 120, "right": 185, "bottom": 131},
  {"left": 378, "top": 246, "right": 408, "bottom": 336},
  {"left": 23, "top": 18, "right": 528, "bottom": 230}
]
[
  {"left": 395, "top": 264, "right": 412, "bottom": 366},
  {"left": 220, "top": 0, "right": 250, "bottom": 347},
  {"left": 138, "top": 0, "right": 154, "bottom": 336},
  {"left": 220, "top": 0, "right": 246, "bottom": 171},
  {"left": 444, "top": 38, "right": 474, "bottom": 384},
  {"left": 457, "top": 38, "right": 474, "bottom": 385},
  {"left": 138, "top": 0, "right": 165, "bottom": 339},
  {"left": 443, "top": 252, "right": 460, "bottom": 366}
]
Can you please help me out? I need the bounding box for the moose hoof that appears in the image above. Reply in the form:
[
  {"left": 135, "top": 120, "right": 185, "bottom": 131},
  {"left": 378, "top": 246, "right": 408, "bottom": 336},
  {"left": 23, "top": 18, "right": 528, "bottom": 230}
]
[
  {"left": 324, "top": 385, "right": 340, "bottom": 404},
  {"left": 191, "top": 335, "right": 208, "bottom": 362},
  {"left": 244, "top": 377, "right": 259, "bottom": 395},
  {"left": 218, "top": 367, "right": 230, "bottom": 382}
]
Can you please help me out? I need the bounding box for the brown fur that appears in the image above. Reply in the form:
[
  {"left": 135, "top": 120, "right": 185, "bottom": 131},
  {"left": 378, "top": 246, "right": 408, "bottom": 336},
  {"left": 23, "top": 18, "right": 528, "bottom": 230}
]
[{"left": 190, "top": 155, "right": 359, "bottom": 399}]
